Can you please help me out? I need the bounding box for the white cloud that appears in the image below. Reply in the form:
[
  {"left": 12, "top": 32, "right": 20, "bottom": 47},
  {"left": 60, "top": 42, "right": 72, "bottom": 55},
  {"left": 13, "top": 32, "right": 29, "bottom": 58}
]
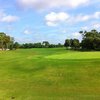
[
  {"left": 45, "top": 11, "right": 100, "bottom": 27},
  {"left": 93, "top": 12, "right": 100, "bottom": 19},
  {"left": 68, "top": 0, "right": 90, "bottom": 8},
  {"left": 17, "top": 0, "right": 90, "bottom": 11},
  {"left": 45, "top": 12, "right": 70, "bottom": 26},
  {"left": 46, "top": 21, "right": 57, "bottom": 27},
  {"left": 72, "top": 32, "right": 81, "bottom": 39},
  {"left": 81, "top": 26, "right": 88, "bottom": 30},
  {"left": 0, "top": 11, "right": 19, "bottom": 23},
  {"left": 81, "top": 22, "right": 100, "bottom": 31},
  {"left": 69, "top": 11, "right": 100, "bottom": 24},
  {"left": 1, "top": 15, "right": 19, "bottom": 23},
  {"left": 23, "top": 29, "right": 32, "bottom": 34},
  {"left": 76, "top": 15, "right": 90, "bottom": 22},
  {"left": 92, "top": 23, "right": 100, "bottom": 29}
]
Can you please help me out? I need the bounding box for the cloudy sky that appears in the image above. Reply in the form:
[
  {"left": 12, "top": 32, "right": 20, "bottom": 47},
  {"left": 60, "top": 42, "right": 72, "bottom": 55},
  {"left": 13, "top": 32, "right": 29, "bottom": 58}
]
[{"left": 0, "top": 0, "right": 100, "bottom": 43}]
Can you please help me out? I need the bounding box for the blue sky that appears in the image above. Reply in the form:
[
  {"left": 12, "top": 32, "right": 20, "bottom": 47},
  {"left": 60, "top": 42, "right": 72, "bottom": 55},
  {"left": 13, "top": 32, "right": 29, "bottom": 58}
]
[{"left": 0, "top": 0, "right": 100, "bottom": 44}]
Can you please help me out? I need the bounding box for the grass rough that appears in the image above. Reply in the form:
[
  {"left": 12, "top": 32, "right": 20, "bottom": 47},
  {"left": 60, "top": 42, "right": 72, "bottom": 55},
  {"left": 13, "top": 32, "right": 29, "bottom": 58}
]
[{"left": 0, "top": 48, "right": 100, "bottom": 100}]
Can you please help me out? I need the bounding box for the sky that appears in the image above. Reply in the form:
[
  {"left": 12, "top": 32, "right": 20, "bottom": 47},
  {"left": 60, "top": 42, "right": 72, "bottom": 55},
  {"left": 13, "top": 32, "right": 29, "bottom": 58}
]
[{"left": 0, "top": 0, "right": 100, "bottom": 44}]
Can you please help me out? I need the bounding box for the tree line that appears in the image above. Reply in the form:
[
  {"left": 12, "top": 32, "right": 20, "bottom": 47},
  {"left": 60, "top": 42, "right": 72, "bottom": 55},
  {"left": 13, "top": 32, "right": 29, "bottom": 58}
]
[
  {"left": 0, "top": 33, "right": 63, "bottom": 50},
  {"left": 64, "top": 29, "right": 100, "bottom": 51},
  {"left": 0, "top": 29, "right": 100, "bottom": 51},
  {"left": 18, "top": 41, "right": 64, "bottom": 49}
]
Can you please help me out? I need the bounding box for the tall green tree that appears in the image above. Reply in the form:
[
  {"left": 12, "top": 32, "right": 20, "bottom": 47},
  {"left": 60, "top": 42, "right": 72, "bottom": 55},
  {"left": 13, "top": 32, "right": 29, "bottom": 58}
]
[
  {"left": 71, "top": 39, "right": 80, "bottom": 49},
  {"left": 0, "top": 32, "right": 14, "bottom": 50},
  {"left": 42, "top": 41, "right": 49, "bottom": 48},
  {"left": 0, "top": 32, "right": 7, "bottom": 50},
  {"left": 64, "top": 39, "right": 71, "bottom": 49},
  {"left": 13, "top": 42, "right": 20, "bottom": 49},
  {"left": 64, "top": 39, "right": 80, "bottom": 49},
  {"left": 80, "top": 29, "right": 100, "bottom": 50},
  {"left": 4, "top": 35, "right": 10, "bottom": 50}
]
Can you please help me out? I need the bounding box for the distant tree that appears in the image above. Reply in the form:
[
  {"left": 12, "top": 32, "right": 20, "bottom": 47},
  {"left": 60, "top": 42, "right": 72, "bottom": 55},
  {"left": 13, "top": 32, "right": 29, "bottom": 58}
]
[
  {"left": 42, "top": 41, "right": 49, "bottom": 48},
  {"left": 71, "top": 39, "right": 80, "bottom": 50},
  {"left": 64, "top": 39, "right": 80, "bottom": 49},
  {"left": 13, "top": 42, "right": 20, "bottom": 49},
  {"left": 9, "top": 37, "right": 14, "bottom": 50},
  {"left": 64, "top": 39, "right": 71, "bottom": 49},
  {"left": 22, "top": 43, "right": 29, "bottom": 48},
  {"left": 33, "top": 42, "right": 42, "bottom": 48},
  {"left": 48, "top": 44, "right": 56, "bottom": 48},
  {"left": 57, "top": 43, "right": 64, "bottom": 47}
]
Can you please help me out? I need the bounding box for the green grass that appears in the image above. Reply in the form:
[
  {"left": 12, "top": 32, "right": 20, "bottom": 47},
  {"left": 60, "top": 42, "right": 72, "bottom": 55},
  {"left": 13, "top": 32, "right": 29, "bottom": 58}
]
[
  {"left": 45, "top": 52, "right": 100, "bottom": 59},
  {"left": 0, "top": 48, "right": 100, "bottom": 100}
]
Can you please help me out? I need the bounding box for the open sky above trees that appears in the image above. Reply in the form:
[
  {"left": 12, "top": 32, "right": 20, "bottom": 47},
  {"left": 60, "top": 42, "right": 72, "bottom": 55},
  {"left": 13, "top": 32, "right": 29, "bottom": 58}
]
[{"left": 0, "top": 0, "right": 100, "bottom": 43}]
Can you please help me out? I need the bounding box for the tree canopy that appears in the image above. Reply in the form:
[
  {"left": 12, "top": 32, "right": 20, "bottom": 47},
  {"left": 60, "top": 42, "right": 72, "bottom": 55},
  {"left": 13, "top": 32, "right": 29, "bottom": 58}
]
[
  {"left": 64, "top": 39, "right": 80, "bottom": 50},
  {"left": 0, "top": 32, "right": 14, "bottom": 50},
  {"left": 80, "top": 29, "right": 100, "bottom": 50},
  {"left": 64, "top": 29, "right": 100, "bottom": 51}
]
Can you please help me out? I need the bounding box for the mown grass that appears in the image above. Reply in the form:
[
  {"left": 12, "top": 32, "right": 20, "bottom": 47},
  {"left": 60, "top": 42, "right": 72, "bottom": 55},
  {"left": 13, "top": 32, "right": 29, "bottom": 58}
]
[{"left": 0, "top": 48, "right": 100, "bottom": 100}]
